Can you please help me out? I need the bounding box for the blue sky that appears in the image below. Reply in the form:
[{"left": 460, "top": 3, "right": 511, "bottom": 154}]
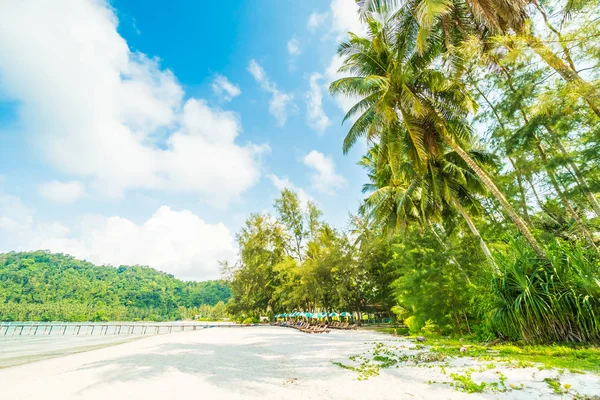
[{"left": 0, "top": 0, "right": 369, "bottom": 280}]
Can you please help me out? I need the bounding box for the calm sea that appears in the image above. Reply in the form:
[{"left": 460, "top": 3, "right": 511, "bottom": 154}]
[{"left": 0, "top": 321, "right": 237, "bottom": 368}]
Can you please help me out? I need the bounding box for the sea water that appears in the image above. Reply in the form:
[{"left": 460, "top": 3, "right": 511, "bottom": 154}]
[{"left": 0, "top": 321, "right": 237, "bottom": 368}]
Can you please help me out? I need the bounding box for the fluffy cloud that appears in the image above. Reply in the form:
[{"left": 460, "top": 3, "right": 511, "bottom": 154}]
[
  {"left": 303, "top": 150, "right": 346, "bottom": 194},
  {"left": 307, "top": 11, "right": 329, "bottom": 32},
  {"left": 0, "top": 194, "right": 235, "bottom": 281},
  {"left": 306, "top": 73, "right": 331, "bottom": 134},
  {"left": 0, "top": 0, "right": 265, "bottom": 204},
  {"left": 38, "top": 180, "right": 86, "bottom": 204},
  {"left": 268, "top": 174, "right": 313, "bottom": 207},
  {"left": 320, "top": 0, "right": 367, "bottom": 116},
  {"left": 324, "top": 54, "right": 360, "bottom": 115},
  {"left": 248, "top": 59, "right": 295, "bottom": 126},
  {"left": 211, "top": 74, "right": 241, "bottom": 102},
  {"left": 329, "top": 0, "right": 367, "bottom": 39},
  {"left": 287, "top": 38, "right": 301, "bottom": 56}
]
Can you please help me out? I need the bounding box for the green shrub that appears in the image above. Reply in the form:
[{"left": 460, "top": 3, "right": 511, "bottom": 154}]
[
  {"left": 481, "top": 238, "right": 600, "bottom": 344},
  {"left": 404, "top": 316, "right": 422, "bottom": 334}
]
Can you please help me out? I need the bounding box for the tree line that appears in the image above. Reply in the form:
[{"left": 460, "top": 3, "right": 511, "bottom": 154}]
[
  {"left": 226, "top": 0, "right": 600, "bottom": 344},
  {"left": 0, "top": 251, "right": 231, "bottom": 321}
]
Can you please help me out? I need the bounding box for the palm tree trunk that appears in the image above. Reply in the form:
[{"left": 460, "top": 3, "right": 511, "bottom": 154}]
[
  {"left": 451, "top": 197, "right": 499, "bottom": 272},
  {"left": 524, "top": 35, "right": 600, "bottom": 119},
  {"left": 468, "top": 75, "right": 533, "bottom": 226},
  {"left": 533, "top": 1, "right": 577, "bottom": 71},
  {"left": 443, "top": 138, "right": 547, "bottom": 259}
]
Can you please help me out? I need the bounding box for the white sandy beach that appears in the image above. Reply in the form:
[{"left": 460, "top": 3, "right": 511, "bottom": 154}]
[{"left": 1, "top": 326, "right": 598, "bottom": 400}]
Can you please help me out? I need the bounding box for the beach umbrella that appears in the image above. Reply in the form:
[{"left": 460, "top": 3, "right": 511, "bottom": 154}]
[
  {"left": 340, "top": 312, "right": 352, "bottom": 317},
  {"left": 303, "top": 312, "right": 312, "bottom": 318},
  {"left": 282, "top": 313, "right": 288, "bottom": 317},
  {"left": 329, "top": 312, "right": 339, "bottom": 317}
]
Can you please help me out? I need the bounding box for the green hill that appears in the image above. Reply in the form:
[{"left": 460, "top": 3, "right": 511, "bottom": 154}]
[{"left": 0, "top": 251, "right": 231, "bottom": 321}]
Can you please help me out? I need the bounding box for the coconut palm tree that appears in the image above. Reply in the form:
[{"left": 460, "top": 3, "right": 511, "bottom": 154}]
[
  {"left": 357, "top": 0, "right": 600, "bottom": 118},
  {"left": 330, "top": 10, "right": 547, "bottom": 258},
  {"left": 360, "top": 141, "right": 499, "bottom": 270}
]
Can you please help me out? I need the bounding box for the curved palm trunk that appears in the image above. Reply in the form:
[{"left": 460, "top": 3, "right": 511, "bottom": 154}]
[
  {"left": 469, "top": 75, "right": 534, "bottom": 226},
  {"left": 443, "top": 138, "right": 547, "bottom": 259},
  {"left": 451, "top": 197, "right": 499, "bottom": 273},
  {"left": 524, "top": 35, "right": 600, "bottom": 119},
  {"left": 533, "top": 1, "right": 577, "bottom": 71}
]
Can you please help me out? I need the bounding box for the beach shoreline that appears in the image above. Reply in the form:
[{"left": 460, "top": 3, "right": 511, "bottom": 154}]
[{"left": 1, "top": 326, "right": 599, "bottom": 399}]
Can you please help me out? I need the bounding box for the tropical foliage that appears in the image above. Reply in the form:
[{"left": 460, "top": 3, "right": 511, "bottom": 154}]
[
  {"left": 224, "top": 189, "right": 396, "bottom": 322},
  {"left": 0, "top": 251, "right": 231, "bottom": 321},
  {"left": 227, "top": 0, "right": 600, "bottom": 344}
]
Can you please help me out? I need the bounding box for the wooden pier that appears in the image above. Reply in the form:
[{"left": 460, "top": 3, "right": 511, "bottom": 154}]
[{"left": 0, "top": 322, "right": 246, "bottom": 337}]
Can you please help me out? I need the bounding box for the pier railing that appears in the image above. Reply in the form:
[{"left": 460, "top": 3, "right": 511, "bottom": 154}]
[{"left": 0, "top": 322, "right": 246, "bottom": 336}]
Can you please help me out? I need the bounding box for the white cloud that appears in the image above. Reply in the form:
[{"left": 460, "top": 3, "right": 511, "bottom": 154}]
[
  {"left": 329, "top": 0, "right": 367, "bottom": 39},
  {"left": 303, "top": 150, "right": 346, "bottom": 194},
  {"left": 306, "top": 73, "right": 331, "bottom": 134},
  {"left": 307, "top": 11, "right": 329, "bottom": 32},
  {"left": 317, "top": 0, "right": 367, "bottom": 116},
  {"left": 287, "top": 38, "right": 301, "bottom": 56},
  {"left": 324, "top": 54, "right": 361, "bottom": 116},
  {"left": 211, "top": 74, "right": 241, "bottom": 102},
  {"left": 38, "top": 180, "right": 86, "bottom": 204},
  {"left": 0, "top": 0, "right": 265, "bottom": 204},
  {"left": 247, "top": 59, "right": 295, "bottom": 126},
  {"left": 268, "top": 174, "right": 313, "bottom": 207},
  {"left": 0, "top": 194, "right": 235, "bottom": 281}
]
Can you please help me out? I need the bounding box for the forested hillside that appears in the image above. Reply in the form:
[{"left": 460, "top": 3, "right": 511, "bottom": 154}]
[{"left": 0, "top": 251, "right": 231, "bottom": 321}]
